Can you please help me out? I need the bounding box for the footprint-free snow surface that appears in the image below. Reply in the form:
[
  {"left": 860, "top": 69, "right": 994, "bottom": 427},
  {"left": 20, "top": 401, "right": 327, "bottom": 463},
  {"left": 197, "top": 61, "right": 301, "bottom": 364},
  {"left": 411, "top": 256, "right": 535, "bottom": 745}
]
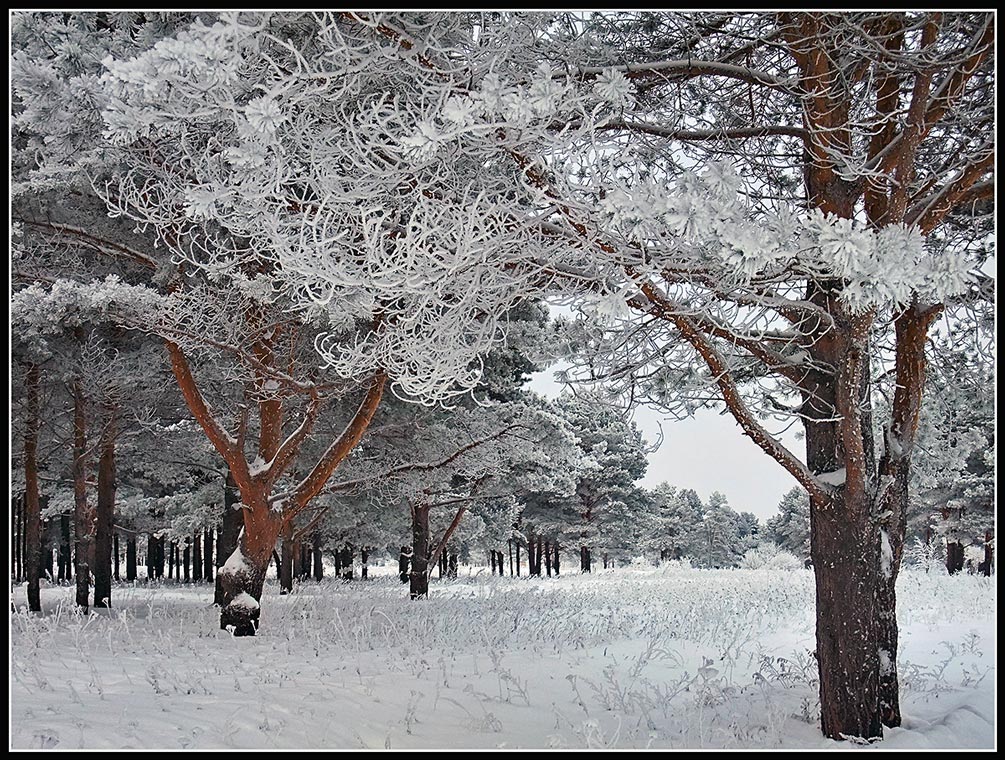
[{"left": 10, "top": 564, "right": 995, "bottom": 749}]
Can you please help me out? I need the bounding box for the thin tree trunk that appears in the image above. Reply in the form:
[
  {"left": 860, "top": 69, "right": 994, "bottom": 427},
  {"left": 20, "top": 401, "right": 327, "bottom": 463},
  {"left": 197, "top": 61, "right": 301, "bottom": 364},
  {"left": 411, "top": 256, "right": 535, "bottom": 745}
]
[
  {"left": 126, "top": 536, "right": 137, "bottom": 581},
  {"left": 515, "top": 542, "right": 521, "bottom": 577},
  {"left": 580, "top": 546, "right": 591, "bottom": 573},
  {"left": 508, "top": 540, "right": 514, "bottom": 576},
  {"left": 192, "top": 532, "right": 203, "bottom": 582},
  {"left": 409, "top": 504, "right": 430, "bottom": 599},
  {"left": 279, "top": 523, "right": 294, "bottom": 595},
  {"left": 203, "top": 528, "right": 214, "bottom": 581},
  {"left": 313, "top": 532, "right": 324, "bottom": 581},
  {"left": 94, "top": 407, "right": 116, "bottom": 609},
  {"left": 490, "top": 550, "right": 496, "bottom": 575},
  {"left": 545, "top": 541, "right": 552, "bottom": 577},
  {"left": 12, "top": 496, "right": 20, "bottom": 583},
  {"left": 168, "top": 541, "right": 176, "bottom": 581},
  {"left": 72, "top": 377, "right": 93, "bottom": 611},
  {"left": 554, "top": 542, "right": 560, "bottom": 576},
  {"left": 980, "top": 530, "right": 993, "bottom": 576},
  {"left": 447, "top": 553, "right": 458, "bottom": 578},
  {"left": 146, "top": 534, "right": 156, "bottom": 581},
  {"left": 23, "top": 364, "right": 42, "bottom": 611},
  {"left": 183, "top": 539, "right": 191, "bottom": 583},
  {"left": 398, "top": 546, "right": 411, "bottom": 583},
  {"left": 58, "top": 515, "right": 72, "bottom": 582},
  {"left": 361, "top": 547, "right": 368, "bottom": 580}
]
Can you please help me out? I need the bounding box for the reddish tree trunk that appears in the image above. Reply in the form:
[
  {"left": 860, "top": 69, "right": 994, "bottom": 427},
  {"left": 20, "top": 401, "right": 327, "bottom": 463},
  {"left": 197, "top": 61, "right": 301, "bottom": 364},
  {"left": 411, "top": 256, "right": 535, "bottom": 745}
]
[
  {"left": 217, "top": 497, "right": 283, "bottom": 636},
  {"left": 946, "top": 542, "right": 965, "bottom": 574}
]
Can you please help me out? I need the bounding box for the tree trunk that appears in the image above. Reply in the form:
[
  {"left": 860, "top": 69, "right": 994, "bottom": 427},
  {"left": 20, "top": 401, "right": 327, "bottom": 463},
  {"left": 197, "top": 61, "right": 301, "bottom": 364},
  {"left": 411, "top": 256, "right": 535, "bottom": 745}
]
[
  {"left": 313, "top": 532, "right": 324, "bottom": 581},
  {"left": 23, "top": 364, "right": 42, "bottom": 612},
  {"left": 544, "top": 541, "right": 552, "bottom": 577},
  {"left": 554, "top": 542, "right": 560, "bottom": 576},
  {"left": 168, "top": 541, "right": 176, "bottom": 581},
  {"left": 203, "top": 528, "right": 214, "bottom": 581},
  {"left": 72, "top": 377, "right": 93, "bottom": 611},
  {"left": 113, "top": 532, "right": 120, "bottom": 581},
  {"left": 580, "top": 545, "right": 591, "bottom": 573},
  {"left": 126, "top": 536, "right": 137, "bottom": 581},
  {"left": 12, "top": 496, "right": 21, "bottom": 583},
  {"left": 58, "top": 515, "right": 72, "bottom": 582},
  {"left": 409, "top": 505, "right": 430, "bottom": 599},
  {"left": 508, "top": 540, "right": 514, "bottom": 576},
  {"left": 94, "top": 407, "right": 116, "bottom": 609},
  {"left": 341, "top": 545, "right": 354, "bottom": 580},
  {"left": 399, "top": 546, "right": 412, "bottom": 583},
  {"left": 183, "top": 539, "right": 191, "bottom": 583},
  {"left": 214, "top": 469, "right": 242, "bottom": 606},
  {"left": 279, "top": 524, "right": 294, "bottom": 595},
  {"left": 528, "top": 535, "right": 537, "bottom": 576},
  {"left": 447, "top": 553, "right": 458, "bottom": 578},
  {"left": 217, "top": 500, "right": 283, "bottom": 636},
  {"left": 979, "top": 530, "right": 993, "bottom": 576},
  {"left": 193, "top": 532, "right": 203, "bottom": 582},
  {"left": 946, "top": 541, "right": 965, "bottom": 574},
  {"left": 146, "top": 534, "right": 156, "bottom": 581},
  {"left": 810, "top": 490, "right": 882, "bottom": 741},
  {"left": 515, "top": 542, "right": 521, "bottom": 576},
  {"left": 361, "top": 547, "right": 368, "bottom": 579}
]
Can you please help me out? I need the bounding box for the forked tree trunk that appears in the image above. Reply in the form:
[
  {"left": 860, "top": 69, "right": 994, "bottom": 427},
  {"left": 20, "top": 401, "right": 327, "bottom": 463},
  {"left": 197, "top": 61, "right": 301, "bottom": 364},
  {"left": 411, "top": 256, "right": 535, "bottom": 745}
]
[
  {"left": 23, "top": 364, "right": 42, "bottom": 612},
  {"left": 409, "top": 504, "right": 430, "bottom": 599},
  {"left": 94, "top": 407, "right": 116, "bottom": 609},
  {"left": 217, "top": 501, "right": 283, "bottom": 636}
]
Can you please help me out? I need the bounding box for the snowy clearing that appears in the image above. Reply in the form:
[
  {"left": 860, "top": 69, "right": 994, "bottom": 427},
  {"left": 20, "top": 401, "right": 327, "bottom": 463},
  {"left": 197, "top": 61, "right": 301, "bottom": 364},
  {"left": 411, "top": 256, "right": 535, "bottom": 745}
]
[{"left": 10, "top": 565, "right": 994, "bottom": 750}]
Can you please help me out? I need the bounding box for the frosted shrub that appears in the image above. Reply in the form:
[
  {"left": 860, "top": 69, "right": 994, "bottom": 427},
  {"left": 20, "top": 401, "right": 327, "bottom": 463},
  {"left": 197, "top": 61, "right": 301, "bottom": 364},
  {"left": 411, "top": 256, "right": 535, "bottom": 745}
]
[{"left": 739, "top": 545, "right": 802, "bottom": 572}]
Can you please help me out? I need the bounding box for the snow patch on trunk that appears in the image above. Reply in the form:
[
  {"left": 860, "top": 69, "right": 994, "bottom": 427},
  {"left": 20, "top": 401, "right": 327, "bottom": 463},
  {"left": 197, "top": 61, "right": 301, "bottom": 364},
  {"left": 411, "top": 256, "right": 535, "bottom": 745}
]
[
  {"left": 880, "top": 529, "right": 893, "bottom": 580},
  {"left": 878, "top": 647, "right": 893, "bottom": 676},
  {"left": 221, "top": 548, "right": 252, "bottom": 577},
  {"left": 227, "top": 592, "right": 260, "bottom": 611},
  {"left": 816, "top": 468, "right": 847, "bottom": 486}
]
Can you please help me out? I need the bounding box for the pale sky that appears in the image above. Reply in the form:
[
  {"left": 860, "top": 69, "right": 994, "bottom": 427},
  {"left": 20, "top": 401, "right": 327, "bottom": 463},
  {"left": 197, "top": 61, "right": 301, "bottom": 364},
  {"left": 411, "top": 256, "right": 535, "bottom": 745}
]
[{"left": 529, "top": 364, "right": 802, "bottom": 522}]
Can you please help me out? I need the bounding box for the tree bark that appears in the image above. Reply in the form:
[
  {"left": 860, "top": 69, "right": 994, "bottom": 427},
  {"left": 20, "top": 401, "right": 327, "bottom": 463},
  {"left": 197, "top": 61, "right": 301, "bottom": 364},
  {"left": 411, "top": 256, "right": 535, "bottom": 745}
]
[
  {"left": 554, "top": 542, "right": 560, "bottom": 576},
  {"left": 72, "top": 377, "right": 93, "bottom": 611},
  {"left": 12, "top": 496, "right": 21, "bottom": 583},
  {"left": 126, "top": 535, "right": 137, "bottom": 581},
  {"left": 946, "top": 541, "right": 965, "bottom": 574},
  {"left": 810, "top": 489, "right": 882, "bottom": 741},
  {"left": 193, "top": 532, "right": 203, "bottom": 582},
  {"left": 23, "top": 364, "right": 42, "bottom": 612},
  {"left": 544, "top": 541, "right": 553, "bottom": 577},
  {"left": 515, "top": 542, "right": 521, "bottom": 576},
  {"left": 113, "top": 532, "right": 120, "bottom": 581},
  {"left": 279, "top": 522, "right": 294, "bottom": 595},
  {"left": 94, "top": 407, "right": 116, "bottom": 609},
  {"left": 409, "top": 504, "right": 430, "bottom": 599},
  {"left": 979, "top": 530, "right": 993, "bottom": 576},
  {"left": 183, "top": 539, "right": 191, "bottom": 583},
  {"left": 313, "top": 532, "right": 324, "bottom": 581},
  {"left": 580, "top": 545, "right": 591, "bottom": 573},
  {"left": 360, "top": 547, "right": 368, "bottom": 579},
  {"left": 58, "top": 515, "right": 72, "bottom": 582},
  {"left": 217, "top": 496, "right": 283, "bottom": 636},
  {"left": 203, "top": 528, "right": 214, "bottom": 581},
  {"left": 214, "top": 469, "right": 242, "bottom": 606},
  {"left": 447, "top": 553, "right": 458, "bottom": 578},
  {"left": 146, "top": 534, "right": 156, "bottom": 581}
]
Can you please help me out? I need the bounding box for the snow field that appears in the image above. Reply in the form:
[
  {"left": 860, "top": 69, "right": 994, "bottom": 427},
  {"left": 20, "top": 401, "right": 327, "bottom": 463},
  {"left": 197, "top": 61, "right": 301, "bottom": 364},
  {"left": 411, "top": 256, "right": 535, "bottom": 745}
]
[{"left": 10, "top": 565, "right": 994, "bottom": 749}]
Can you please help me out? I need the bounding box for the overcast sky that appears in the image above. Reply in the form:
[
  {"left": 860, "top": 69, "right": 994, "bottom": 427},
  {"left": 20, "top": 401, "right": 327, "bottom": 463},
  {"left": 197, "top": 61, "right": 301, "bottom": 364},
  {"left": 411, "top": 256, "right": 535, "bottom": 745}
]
[{"left": 529, "top": 364, "right": 802, "bottom": 522}]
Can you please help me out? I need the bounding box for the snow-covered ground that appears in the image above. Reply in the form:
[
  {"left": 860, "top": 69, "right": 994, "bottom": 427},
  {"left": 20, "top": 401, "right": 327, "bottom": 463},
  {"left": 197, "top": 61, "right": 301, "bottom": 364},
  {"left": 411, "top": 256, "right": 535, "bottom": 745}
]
[{"left": 9, "top": 564, "right": 995, "bottom": 749}]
